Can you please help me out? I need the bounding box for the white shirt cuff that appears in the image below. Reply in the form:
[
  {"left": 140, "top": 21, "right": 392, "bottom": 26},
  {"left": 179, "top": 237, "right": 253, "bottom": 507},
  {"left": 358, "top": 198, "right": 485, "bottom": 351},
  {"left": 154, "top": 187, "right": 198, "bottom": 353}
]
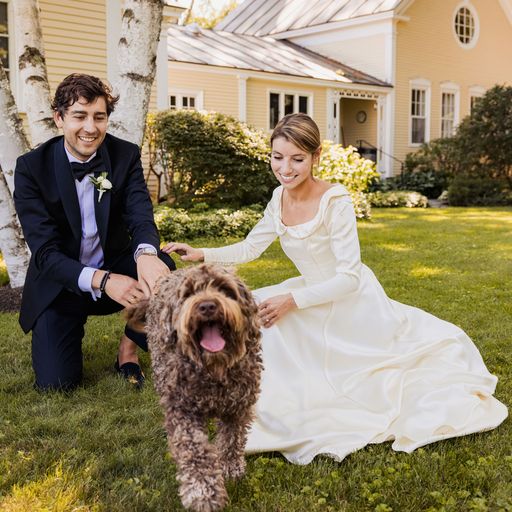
[
  {"left": 134, "top": 243, "right": 158, "bottom": 262},
  {"left": 78, "top": 266, "right": 101, "bottom": 301}
]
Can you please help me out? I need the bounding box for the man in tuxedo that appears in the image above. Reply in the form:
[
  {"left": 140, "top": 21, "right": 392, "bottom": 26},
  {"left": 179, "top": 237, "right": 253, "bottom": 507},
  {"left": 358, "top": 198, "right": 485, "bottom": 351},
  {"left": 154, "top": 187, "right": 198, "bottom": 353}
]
[{"left": 14, "top": 73, "right": 175, "bottom": 391}]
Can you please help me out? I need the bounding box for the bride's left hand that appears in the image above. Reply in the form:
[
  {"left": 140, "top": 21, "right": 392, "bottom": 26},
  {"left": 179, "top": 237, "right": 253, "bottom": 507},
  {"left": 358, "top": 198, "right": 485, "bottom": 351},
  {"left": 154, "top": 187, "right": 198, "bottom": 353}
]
[{"left": 258, "top": 293, "right": 297, "bottom": 328}]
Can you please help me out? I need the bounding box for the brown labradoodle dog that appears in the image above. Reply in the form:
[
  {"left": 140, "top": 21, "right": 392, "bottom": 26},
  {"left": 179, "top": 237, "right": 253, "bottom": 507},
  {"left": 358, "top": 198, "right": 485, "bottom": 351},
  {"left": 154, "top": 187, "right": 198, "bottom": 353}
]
[{"left": 128, "top": 264, "right": 262, "bottom": 512}]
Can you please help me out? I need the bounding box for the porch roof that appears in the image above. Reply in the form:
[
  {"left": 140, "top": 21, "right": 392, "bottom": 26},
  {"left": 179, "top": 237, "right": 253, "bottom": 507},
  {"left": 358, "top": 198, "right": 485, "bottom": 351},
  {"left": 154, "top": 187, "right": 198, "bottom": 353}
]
[
  {"left": 167, "top": 24, "right": 390, "bottom": 87},
  {"left": 216, "top": 0, "right": 403, "bottom": 36}
]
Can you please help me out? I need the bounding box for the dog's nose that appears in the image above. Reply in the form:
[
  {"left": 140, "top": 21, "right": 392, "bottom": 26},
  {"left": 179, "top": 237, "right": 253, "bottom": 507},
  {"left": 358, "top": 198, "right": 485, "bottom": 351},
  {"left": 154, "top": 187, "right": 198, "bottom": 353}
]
[{"left": 198, "top": 301, "right": 217, "bottom": 316}]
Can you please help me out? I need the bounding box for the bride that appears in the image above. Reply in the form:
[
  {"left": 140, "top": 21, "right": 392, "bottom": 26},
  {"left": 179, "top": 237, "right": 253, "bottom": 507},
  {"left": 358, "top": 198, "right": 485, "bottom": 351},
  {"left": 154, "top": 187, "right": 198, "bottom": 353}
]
[{"left": 162, "top": 113, "right": 507, "bottom": 465}]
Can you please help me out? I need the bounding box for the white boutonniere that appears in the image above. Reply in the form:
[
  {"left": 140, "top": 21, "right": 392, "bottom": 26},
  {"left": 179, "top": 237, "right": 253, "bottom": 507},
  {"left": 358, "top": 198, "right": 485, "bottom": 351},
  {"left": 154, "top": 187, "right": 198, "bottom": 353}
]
[{"left": 89, "top": 172, "right": 112, "bottom": 202}]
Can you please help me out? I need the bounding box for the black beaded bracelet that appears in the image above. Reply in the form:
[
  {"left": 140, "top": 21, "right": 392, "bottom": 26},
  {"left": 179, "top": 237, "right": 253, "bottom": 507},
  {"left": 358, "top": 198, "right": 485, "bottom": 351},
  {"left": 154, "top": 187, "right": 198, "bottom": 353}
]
[{"left": 99, "top": 270, "right": 111, "bottom": 293}]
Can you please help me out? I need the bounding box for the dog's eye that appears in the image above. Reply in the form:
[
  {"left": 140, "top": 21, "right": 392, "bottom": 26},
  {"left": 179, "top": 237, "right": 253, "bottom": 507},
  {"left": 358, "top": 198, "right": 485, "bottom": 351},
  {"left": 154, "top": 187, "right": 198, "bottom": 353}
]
[{"left": 220, "top": 286, "right": 238, "bottom": 300}]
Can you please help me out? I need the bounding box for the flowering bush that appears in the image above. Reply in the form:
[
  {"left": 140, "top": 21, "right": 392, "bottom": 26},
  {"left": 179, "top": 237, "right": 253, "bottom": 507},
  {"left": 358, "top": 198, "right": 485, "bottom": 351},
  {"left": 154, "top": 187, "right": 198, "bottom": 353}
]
[
  {"left": 368, "top": 190, "right": 428, "bottom": 208},
  {"left": 316, "top": 142, "right": 379, "bottom": 219}
]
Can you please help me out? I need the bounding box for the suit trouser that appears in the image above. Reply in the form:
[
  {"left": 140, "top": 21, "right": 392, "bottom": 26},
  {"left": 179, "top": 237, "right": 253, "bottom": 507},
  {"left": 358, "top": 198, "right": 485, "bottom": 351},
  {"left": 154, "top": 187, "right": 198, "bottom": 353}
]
[{"left": 31, "top": 250, "right": 175, "bottom": 390}]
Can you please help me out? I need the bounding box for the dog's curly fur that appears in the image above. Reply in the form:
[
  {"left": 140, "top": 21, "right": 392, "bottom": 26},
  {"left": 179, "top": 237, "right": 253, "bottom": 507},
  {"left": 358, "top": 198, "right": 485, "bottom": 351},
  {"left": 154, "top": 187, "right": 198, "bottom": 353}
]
[{"left": 128, "top": 264, "right": 262, "bottom": 512}]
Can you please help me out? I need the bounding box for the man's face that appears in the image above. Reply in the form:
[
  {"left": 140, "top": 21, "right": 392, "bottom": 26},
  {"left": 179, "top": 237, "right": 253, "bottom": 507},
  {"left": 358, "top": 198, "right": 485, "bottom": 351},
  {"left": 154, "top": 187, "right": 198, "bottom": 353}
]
[{"left": 54, "top": 96, "right": 108, "bottom": 161}]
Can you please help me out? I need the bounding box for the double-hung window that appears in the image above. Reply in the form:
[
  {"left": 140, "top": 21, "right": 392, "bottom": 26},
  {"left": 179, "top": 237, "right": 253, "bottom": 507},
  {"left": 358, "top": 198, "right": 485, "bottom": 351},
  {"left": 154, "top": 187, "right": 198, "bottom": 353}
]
[
  {"left": 409, "top": 79, "right": 430, "bottom": 145},
  {"left": 440, "top": 82, "right": 460, "bottom": 138},
  {"left": 469, "top": 85, "right": 485, "bottom": 115},
  {"left": 269, "top": 91, "right": 311, "bottom": 129}
]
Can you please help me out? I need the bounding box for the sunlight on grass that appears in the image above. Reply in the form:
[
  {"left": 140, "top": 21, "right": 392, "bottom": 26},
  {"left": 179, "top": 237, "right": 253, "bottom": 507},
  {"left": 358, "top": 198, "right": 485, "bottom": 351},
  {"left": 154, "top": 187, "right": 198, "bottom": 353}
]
[
  {"left": 378, "top": 243, "right": 411, "bottom": 253},
  {"left": 0, "top": 462, "right": 98, "bottom": 512},
  {"left": 410, "top": 266, "right": 450, "bottom": 278}
]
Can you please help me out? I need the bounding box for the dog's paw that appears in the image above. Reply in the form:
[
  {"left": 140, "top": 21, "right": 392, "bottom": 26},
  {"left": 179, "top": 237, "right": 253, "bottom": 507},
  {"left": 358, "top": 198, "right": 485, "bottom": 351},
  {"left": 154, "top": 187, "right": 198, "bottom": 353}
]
[
  {"left": 179, "top": 476, "right": 228, "bottom": 512},
  {"left": 221, "top": 456, "right": 246, "bottom": 480}
]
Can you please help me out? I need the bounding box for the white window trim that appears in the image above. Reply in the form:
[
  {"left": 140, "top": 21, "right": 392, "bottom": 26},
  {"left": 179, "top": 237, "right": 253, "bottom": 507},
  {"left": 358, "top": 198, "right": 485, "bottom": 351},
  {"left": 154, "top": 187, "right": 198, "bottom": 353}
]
[
  {"left": 169, "top": 89, "right": 204, "bottom": 110},
  {"left": 440, "top": 81, "right": 460, "bottom": 138},
  {"left": 267, "top": 89, "right": 314, "bottom": 131},
  {"left": 468, "top": 84, "right": 485, "bottom": 112},
  {"left": 453, "top": 1, "right": 480, "bottom": 50},
  {"left": 1, "top": 0, "right": 20, "bottom": 104},
  {"left": 409, "top": 78, "right": 431, "bottom": 147}
]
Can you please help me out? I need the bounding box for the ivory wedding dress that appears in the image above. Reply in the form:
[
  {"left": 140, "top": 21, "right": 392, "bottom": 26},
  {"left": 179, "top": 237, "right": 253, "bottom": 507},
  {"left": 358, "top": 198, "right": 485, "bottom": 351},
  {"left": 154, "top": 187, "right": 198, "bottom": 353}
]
[{"left": 202, "top": 184, "right": 508, "bottom": 464}]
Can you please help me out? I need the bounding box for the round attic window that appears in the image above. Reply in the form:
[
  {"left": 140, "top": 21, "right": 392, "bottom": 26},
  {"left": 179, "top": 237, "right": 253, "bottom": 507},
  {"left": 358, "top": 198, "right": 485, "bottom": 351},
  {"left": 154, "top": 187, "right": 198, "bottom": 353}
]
[{"left": 453, "top": 4, "right": 479, "bottom": 48}]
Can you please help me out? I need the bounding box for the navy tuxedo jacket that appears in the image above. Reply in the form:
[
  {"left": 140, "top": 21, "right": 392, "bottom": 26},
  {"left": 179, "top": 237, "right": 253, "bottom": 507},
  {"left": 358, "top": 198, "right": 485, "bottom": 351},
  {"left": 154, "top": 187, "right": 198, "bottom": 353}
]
[{"left": 14, "top": 133, "right": 160, "bottom": 333}]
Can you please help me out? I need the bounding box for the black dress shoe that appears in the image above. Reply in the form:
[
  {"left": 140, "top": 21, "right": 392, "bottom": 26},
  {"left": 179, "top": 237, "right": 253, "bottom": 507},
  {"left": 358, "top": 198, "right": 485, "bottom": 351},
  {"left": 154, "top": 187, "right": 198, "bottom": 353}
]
[{"left": 114, "top": 358, "right": 145, "bottom": 389}]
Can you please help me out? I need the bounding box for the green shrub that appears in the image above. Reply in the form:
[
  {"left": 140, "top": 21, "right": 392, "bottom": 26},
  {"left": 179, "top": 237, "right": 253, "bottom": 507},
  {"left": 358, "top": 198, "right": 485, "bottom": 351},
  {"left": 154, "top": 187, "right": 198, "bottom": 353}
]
[
  {"left": 368, "top": 190, "right": 428, "bottom": 208},
  {"left": 455, "top": 85, "right": 512, "bottom": 184},
  {"left": 155, "top": 204, "right": 264, "bottom": 242},
  {"left": 148, "top": 110, "right": 274, "bottom": 207},
  {"left": 447, "top": 173, "right": 512, "bottom": 206}
]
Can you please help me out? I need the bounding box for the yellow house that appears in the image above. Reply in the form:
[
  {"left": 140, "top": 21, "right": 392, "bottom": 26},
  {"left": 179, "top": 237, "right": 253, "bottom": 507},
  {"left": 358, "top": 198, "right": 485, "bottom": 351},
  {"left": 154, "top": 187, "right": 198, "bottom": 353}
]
[
  {"left": 167, "top": 0, "right": 512, "bottom": 176},
  {"left": 1, "top": 0, "right": 190, "bottom": 121}
]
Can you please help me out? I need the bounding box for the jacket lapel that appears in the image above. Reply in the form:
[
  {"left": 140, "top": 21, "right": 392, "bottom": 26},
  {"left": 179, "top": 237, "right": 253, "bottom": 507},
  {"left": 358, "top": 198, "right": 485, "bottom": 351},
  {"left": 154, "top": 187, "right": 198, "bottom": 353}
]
[
  {"left": 54, "top": 140, "right": 81, "bottom": 241},
  {"left": 94, "top": 143, "right": 112, "bottom": 251}
]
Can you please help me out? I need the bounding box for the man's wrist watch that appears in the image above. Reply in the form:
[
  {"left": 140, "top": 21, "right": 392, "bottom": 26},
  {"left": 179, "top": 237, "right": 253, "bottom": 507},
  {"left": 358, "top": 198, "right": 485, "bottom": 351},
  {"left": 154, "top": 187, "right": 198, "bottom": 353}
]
[{"left": 135, "top": 246, "right": 158, "bottom": 262}]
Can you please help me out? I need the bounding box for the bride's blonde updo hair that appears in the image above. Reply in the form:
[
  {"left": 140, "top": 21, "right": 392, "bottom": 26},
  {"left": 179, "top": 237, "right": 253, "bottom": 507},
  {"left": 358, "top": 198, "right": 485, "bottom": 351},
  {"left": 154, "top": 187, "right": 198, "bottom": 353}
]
[{"left": 270, "top": 113, "right": 321, "bottom": 155}]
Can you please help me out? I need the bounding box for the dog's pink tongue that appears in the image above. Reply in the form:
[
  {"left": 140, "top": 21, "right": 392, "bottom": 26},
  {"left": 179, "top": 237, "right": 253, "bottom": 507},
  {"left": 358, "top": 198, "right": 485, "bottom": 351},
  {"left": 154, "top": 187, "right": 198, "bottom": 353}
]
[{"left": 200, "top": 325, "right": 226, "bottom": 353}]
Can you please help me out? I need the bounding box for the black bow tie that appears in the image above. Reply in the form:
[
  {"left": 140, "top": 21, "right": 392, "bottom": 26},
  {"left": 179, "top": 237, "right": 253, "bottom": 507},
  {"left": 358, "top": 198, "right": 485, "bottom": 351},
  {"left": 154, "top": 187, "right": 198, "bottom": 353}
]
[{"left": 70, "top": 155, "right": 104, "bottom": 182}]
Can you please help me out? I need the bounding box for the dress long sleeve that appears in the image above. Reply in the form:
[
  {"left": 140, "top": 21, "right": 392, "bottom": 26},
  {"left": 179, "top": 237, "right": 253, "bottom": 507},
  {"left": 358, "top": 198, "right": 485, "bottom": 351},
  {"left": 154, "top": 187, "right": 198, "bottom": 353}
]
[
  {"left": 290, "top": 196, "right": 361, "bottom": 309},
  {"left": 202, "top": 201, "right": 278, "bottom": 265}
]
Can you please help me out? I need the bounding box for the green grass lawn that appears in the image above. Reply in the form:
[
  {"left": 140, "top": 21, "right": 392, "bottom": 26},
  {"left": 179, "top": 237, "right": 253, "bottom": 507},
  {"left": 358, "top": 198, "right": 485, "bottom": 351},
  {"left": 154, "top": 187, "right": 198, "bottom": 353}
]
[{"left": 1, "top": 207, "right": 512, "bottom": 512}]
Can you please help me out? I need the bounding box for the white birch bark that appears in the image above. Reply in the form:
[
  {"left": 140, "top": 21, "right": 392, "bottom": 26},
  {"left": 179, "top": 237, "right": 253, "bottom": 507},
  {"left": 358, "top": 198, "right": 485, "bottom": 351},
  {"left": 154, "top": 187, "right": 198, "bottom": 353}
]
[
  {"left": 13, "top": 0, "right": 58, "bottom": 147},
  {"left": 0, "top": 170, "right": 29, "bottom": 288},
  {"left": 0, "top": 63, "right": 31, "bottom": 286},
  {"left": 0, "top": 63, "right": 30, "bottom": 193},
  {"left": 109, "top": 0, "right": 164, "bottom": 146}
]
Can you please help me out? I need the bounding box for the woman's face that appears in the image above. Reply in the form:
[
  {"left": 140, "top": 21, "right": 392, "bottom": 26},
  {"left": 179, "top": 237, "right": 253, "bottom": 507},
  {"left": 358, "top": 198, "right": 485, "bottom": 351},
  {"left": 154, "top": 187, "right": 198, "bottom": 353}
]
[{"left": 271, "top": 136, "right": 318, "bottom": 190}]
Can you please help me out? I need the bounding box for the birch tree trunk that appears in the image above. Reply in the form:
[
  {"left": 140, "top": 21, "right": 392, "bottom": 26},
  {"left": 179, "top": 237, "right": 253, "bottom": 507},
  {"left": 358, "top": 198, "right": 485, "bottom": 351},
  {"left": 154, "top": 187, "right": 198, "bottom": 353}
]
[
  {"left": 0, "top": 170, "right": 29, "bottom": 287},
  {"left": 0, "top": 63, "right": 30, "bottom": 193},
  {"left": 13, "top": 0, "right": 58, "bottom": 147},
  {"left": 0, "top": 63, "right": 31, "bottom": 286},
  {"left": 108, "top": 0, "right": 164, "bottom": 146}
]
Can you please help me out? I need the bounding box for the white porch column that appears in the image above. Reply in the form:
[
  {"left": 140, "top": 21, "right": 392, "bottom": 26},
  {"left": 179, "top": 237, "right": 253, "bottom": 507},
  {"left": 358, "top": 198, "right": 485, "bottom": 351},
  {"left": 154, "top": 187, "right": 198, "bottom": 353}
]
[
  {"left": 382, "top": 91, "right": 395, "bottom": 177},
  {"left": 238, "top": 74, "right": 248, "bottom": 122},
  {"left": 326, "top": 89, "right": 340, "bottom": 143}
]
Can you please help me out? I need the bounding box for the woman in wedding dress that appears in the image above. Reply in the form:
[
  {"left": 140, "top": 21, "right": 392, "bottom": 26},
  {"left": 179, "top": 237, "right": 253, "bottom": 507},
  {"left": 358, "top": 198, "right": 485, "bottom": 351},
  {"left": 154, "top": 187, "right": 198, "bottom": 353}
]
[{"left": 163, "top": 113, "right": 507, "bottom": 465}]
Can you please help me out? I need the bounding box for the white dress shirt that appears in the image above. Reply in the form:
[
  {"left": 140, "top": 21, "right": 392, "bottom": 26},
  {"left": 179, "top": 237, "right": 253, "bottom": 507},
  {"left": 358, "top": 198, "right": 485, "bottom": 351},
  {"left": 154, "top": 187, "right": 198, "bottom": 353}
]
[{"left": 65, "top": 148, "right": 155, "bottom": 300}]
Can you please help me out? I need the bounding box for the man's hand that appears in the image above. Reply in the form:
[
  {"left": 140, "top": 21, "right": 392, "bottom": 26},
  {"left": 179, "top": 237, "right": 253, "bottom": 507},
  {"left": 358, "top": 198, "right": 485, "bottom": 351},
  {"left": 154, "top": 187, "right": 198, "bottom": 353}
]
[
  {"left": 136, "top": 255, "right": 171, "bottom": 297},
  {"left": 92, "top": 271, "right": 145, "bottom": 308},
  {"left": 258, "top": 293, "right": 297, "bottom": 328}
]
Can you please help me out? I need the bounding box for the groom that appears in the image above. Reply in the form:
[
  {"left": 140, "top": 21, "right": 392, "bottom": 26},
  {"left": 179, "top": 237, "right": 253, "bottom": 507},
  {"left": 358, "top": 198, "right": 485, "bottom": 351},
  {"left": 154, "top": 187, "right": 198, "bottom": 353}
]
[{"left": 14, "top": 73, "right": 175, "bottom": 391}]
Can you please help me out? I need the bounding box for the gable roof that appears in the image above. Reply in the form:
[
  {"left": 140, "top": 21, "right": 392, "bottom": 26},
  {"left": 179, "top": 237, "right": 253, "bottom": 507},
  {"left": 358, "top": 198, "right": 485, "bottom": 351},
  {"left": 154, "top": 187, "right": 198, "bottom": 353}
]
[
  {"left": 167, "top": 24, "right": 390, "bottom": 87},
  {"left": 217, "top": 0, "right": 405, "bottom": 36}
]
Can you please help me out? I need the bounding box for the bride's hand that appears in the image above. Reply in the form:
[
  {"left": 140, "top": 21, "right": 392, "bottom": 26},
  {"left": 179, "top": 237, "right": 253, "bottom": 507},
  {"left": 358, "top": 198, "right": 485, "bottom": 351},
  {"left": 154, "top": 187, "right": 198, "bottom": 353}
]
[
  {"left": 161, "top": 242, "right": 204, "bottom": 262},
  {"left": 258, "top": 293, "right": 297, "bottom": 328}
]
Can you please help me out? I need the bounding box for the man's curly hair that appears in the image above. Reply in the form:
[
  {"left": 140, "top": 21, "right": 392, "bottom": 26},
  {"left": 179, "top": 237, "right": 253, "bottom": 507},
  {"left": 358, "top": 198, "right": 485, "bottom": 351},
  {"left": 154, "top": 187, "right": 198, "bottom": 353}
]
[{"left": 52, "top": 73, "right": 119, "bottom": 117}]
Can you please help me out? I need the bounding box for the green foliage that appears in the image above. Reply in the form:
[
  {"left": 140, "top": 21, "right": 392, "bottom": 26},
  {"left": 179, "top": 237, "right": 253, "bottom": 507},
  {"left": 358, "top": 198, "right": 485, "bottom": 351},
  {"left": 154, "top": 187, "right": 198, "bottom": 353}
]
[
  {"left": 455, "top": 85, "right": 512, "bottom": 184},
  {"left": 316, "top": 142, "right": 380, "bottom": 219},
  {"left": 148, "top": 110, "right": 274, "bottom": 208},
  {"left": 447, "top": 173, "right": 512, "bottom": 206},
  {"left": 368, "top": 190, "right": 428, "bottom": 208},
  {"left": 155, "top": 204, "right": 264, "bottom": 241}
]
